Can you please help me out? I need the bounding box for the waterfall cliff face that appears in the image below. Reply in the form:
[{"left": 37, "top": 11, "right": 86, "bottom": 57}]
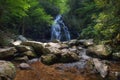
[{"left": 51, "top": 15, "right": 71, "bottom": 41}]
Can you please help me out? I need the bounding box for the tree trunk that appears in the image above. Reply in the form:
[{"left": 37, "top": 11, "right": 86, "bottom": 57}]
[{"left": 22, "top": 18, "right": 25, "bottom": 36}]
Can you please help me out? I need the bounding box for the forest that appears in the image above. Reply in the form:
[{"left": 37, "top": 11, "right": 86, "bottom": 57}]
[
  {"left": 0, "top": 0, "right": 120, "bottom": 80},
  {"left": 0, "top": 0, "right": 119, "bottom": 42}
]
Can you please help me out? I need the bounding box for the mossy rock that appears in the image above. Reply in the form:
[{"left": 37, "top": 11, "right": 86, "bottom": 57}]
[{"left": 41, "top": 54, "right": 58, "bottom": 65}]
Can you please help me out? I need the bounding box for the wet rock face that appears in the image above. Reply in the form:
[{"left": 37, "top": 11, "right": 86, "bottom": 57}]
[
  {"left": 0, "top": 60, "right": 16, "bottom": 80},
  {"left": 0, "top": 47, "right": 17, "bottom": 59},
  {"left": 86, "top": 45, "right": 111, "bottom": 58}
]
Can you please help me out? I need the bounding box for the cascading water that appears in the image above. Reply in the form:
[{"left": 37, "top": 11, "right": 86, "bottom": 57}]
[{"left": 51, "top": 15, "right": 71, "bottom": 41}]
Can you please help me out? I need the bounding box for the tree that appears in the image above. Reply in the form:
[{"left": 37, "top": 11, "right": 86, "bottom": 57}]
[{"left": 0, "top": 0, "right": 29, "bottom": 26}]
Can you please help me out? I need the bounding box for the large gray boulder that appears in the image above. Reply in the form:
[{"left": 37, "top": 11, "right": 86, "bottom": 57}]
[
  {"left": 86, "top": 45, "right": 111, "bottom": 58},
  {"left": 21, "top": 41, "right": 44, "bottom": 54},
  {"left": 0, "top": 60, "right": 16, "bottom": 80},
  {"left": 93, "top": 58, "right": 108, "bottom": 78},
  {"left": 0, "top": 47, "right": 17, "bottom": 59}
]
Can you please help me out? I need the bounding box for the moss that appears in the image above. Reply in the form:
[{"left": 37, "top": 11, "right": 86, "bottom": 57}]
[
  {"left": 8, "top": 62, "right": 15, "bottom": 69},
  {"left": 41, "top": 54, "right": 58, "bottom": 65}
]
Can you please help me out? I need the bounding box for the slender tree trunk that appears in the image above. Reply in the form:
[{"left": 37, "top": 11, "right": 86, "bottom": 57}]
[
  {"left": 0, "top": 8, "right": 3, "bottom": 27},
  {"left": 22, "top": 18, "right": 25, "bottom": 36}
]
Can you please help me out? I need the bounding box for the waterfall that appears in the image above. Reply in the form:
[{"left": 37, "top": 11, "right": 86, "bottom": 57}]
[{"left": 51, "top": 15, "right": 71, "bottom": 41}]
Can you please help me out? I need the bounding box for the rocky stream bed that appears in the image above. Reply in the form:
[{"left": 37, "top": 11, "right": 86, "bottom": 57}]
[{"left": 0, "top": 37, "right": 120, "bottom": 80}]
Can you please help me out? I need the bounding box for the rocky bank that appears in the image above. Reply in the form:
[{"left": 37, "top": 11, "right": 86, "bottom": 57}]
[{"left": 0, "top": 36, "right": 120, "bottom": 80}]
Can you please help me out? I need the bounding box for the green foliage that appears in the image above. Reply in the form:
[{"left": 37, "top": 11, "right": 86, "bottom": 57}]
[
  {"left": 0, "top": 0, "right": 119, "bottom": 43},
  {"left": 28, "top": 0, "right": 52, "bottom": 24},
  {"left": 64, "top": 0, "right": 98, "bottom": 38},
  {"left": 80, "top": 26, "right": 98, "bottom": 39},
  {"left": 66, "top": 0, "right": 120, "bottom": 42},
  {"left": 55, "top": 0, "right": 69, "bottom": 14},
  {"left": 92, "top": 0, "right": 120, "bottom": 40},
  {"left": 0, "top": 0, "right": 69, "bottom": 40},
  {"left": 0, "top": 0, "right": 30, "bottom": 24}
]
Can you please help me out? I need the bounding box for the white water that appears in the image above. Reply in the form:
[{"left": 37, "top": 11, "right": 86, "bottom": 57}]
[{"left": 51, "top": 15, "right": 71, "bottom": 41}]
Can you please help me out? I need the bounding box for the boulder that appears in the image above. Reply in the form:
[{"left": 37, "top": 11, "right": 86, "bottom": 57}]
[
  {"left": 11, "top": 40, "right": 22, "bottom": 46},
  {"left": 83, "top": 39, "right": 94, "bottom": 47},
  {"left": 19, "top": 63, "right": 31, "bottom": 70},
  {"left": 45, "top": 42, "right": 62, "bottom": 49},
  {"left": 0, "top": 60, "right": 16, "bottom": 80},
  {"left": 45, "top": 42, "right": 68, "bottom": 49},
  {"left": 60, "top": 43, "right": 69, "bottom": 49},
  {"left": 61, "top": 49, "right": 69, "bottom": 53},
  {"left": 76, "top": 39, "right": 86, "bottom": 44},
  {"left": 27, "top": 58, "right": 40, "bottom": 64},
  {"left": 15, "top": 45, "right": 33, "bottom": 52},
  {"left": 77, "top": 46, "right": 83, "bottom": 50},
  {"left": 23, "top": 51, "right": 37, "bottom": 58},
  {"left": 109, "top": 71, "right": 120, "bottom": 80},
  {"left": 21, "top": 41, "right": 44, "bottom": 53},
  {"left": 93, "top": 58, "right": 108, "bottom": 78},
  {"left": 17, "top": 35, "right": 28, "bottom": 42},
  {"left": 112, "top": 52, "right": 120, "bottom": 60},
  {"left": 42, "top": 47, "right": 62, "bottom": 55},
  {"left": 77, "top": 39, "right": 94, "bottom": 47},
  {"left": 62, "top": 41, "right": 69, "bottom": 44},
  {"left": 41, "top": 54, "right": 58, "bottom": 65},
  {"left": 68, "top": 39, "right": 77, "bottom": 46},
  {"left": 60, "top": 49, "right": 79, "bottom": 62},
  {"left": 0, "top": 47, "right": 17, "bottom": 59},
  {"left": 69, "top": 46, "right": 77, "bottom": 53},
  {"left": 14, "top": 56, "right": 29, "bottom": 62},
  {"left": 86, "top": 45, "right": 111, "bottom": 58},
  {"left": 51, "top": 39, "right": 61, "bottom": 43}
]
